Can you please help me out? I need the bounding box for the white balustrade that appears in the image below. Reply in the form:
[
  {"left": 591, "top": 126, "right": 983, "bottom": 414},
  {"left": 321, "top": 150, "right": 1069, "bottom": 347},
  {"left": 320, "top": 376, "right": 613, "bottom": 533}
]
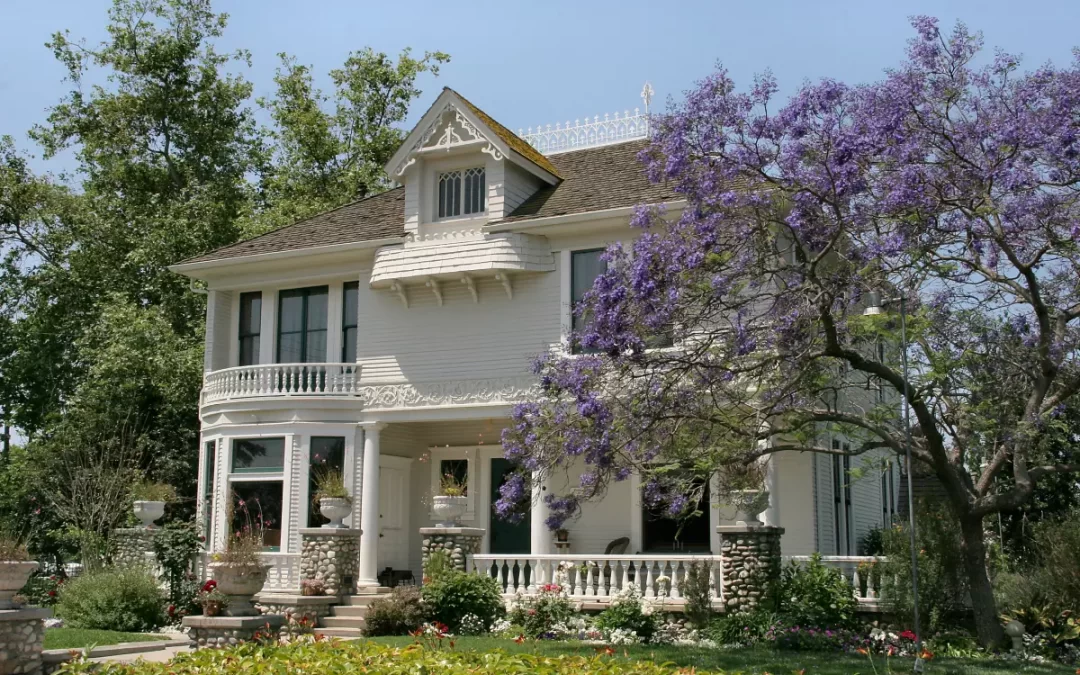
[
  {"left": 784, "top": 556, "right": 886, "bottom": 605},
  {"left": 469, "top": 554, "right": 723, "bottom": 603},
  {"left": 518, "top": 110, "right": 649, "bottom": 155},
  {"left": 202, "top": 363, "right": 362, "bottom": 405}
]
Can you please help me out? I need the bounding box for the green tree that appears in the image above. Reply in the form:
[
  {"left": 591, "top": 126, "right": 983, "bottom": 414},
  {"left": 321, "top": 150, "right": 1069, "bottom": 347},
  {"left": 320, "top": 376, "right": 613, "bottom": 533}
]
[{"left": 251, "top": 47, "right": 449, "bottom": 232}]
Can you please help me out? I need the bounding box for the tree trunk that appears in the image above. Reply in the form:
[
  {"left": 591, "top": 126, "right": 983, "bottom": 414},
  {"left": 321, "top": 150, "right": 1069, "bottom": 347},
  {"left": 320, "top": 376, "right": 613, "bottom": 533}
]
[{"left": 959, "top": 514, "right": 1004, "bottom": 648}]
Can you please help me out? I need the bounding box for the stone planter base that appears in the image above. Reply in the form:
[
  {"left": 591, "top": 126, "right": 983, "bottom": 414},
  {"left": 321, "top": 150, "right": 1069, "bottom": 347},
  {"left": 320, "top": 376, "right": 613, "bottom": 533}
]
[
  {"left": 254, "top": 593, "right": 339, "bottom": 638},
  {"left": 420, "top": 527, "right": 484, "bottom": 575},
  {"left": 299, "top": 528, "right": 361, "bottom": 597},
  {"left": 717, "top": 525, "right": 784, "bottom": 614},
  {"left": 182, "top": 614, "right": 286, "bottom": 649},
  {"left": 112, "top": 528, "right": 158, "bottom": 570},
  {"left": 0, "top": 607, "right": 50, "bottom": 675}
]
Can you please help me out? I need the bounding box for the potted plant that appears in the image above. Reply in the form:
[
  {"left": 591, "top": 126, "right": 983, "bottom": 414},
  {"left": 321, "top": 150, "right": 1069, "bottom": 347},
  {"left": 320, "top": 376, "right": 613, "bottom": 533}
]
[
  {"left": 196, "top": 579, "right": 230, "bottom": 616},
  {"left": 720, "top": 463, "right": 769, "bottom": 526},
  {"left": 132, "top": 479, "right": 176, "bottom": 529},
  {"left": 300, "top": 578, "right": 326, "bottom": 597},
  {"left": 0, "top": 535, "right": 37, "bottom": 610},
  {"left": 555, "top": 528, "right": 570, "bottom": 542},
  {"left": 208, "top": 502, "right": 272, "bottom": 616},
  {"left": 312, "top": 467, "right": 352, "bottom": 529},
  {"left": 432, "top": 472, "right": 468, "bottom": 527}
]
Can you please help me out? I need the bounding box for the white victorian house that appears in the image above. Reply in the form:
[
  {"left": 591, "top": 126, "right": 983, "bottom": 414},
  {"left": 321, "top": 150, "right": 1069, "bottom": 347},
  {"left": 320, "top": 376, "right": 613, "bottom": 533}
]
[{"left": 172, "top": 88, "right": 898, "bottom": 603}]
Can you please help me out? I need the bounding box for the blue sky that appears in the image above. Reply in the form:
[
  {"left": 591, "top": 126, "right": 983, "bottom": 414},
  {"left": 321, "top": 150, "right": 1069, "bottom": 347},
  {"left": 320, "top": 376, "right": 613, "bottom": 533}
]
[{"left": 1, "top": 0, "right": 1078, "bottom": 174}]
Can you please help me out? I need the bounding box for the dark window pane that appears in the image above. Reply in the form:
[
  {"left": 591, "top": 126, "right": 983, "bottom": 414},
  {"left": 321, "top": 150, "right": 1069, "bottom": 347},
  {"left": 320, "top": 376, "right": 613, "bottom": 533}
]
[
  {"left": 343, "top": 327, "right": 357, "bottom": 363},
  {"left": 440, "top": 459, "right": 468, "bottom": 492},
  {"left": 343, "top": 282, "right": 359, "bottom": 329},
  {"left": 571, "top": 249, "right": 607, "bottom": 352},
  {"left": 231, "top": 482, "right": 283, "bottom": 551},
  {"left": 203, "top": 440, "right": 216, "bottom": 540},
  {"left": 239, "top": 292, "right": 262, "bottom": 336},
  {"left": 278, "top": 333, "right": 303, "bottom": 363},
  {"left": 306, "top": 288, "right": 328, "bottom": 330},
  {"left": 308, "top": 437, "right": 346, "bottom": 527},
  {"left": 232, "top": 437, "right": 286, "bottom": 473},
  {"left": 305, "top": 330, "right": 327, "bottom": 363},
  {"left": 279, "top": 292, "right": 304, "bottom": 333}
]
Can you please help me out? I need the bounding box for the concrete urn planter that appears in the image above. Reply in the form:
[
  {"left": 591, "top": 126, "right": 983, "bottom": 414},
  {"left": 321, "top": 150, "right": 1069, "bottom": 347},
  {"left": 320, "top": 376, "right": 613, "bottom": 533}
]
[
  {"left": 133, "top": 500, "right": 166, "bottom": 529},
  {"left": 318, "top": 497, "right": 352, "bottom": 529},
  {"left": 730, "top": 490, "right": 770, "bottom": 526},
  {"left": 0, "top": 560, "right": 39, "bottom": 609},
  {"left": 432, "top": 495, "right": 468, "bottom": 527},
  {"left": 206, "top": 561, "right": 271, "bottom": 616}
]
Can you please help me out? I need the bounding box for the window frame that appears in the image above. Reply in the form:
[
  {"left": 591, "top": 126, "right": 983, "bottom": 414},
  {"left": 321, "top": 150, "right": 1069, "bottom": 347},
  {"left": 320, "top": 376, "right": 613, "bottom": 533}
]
[
  {"left": 570, "top": 248, "right": 608, "bottom": 354},
  {"left": 276, "top": 285, "right": 329, "bottom": 364},
  {"left": 226, "top": 435, "right": 288, "bottom": 553},
  {"left": 428, "top": 446, "right": 478, "bottom": 521},
  {"left": 436, "top": 166, "right": 486, "bottom": 220},
  {"left": 238, "top": 291, "right": 262, "bottom": 367}
]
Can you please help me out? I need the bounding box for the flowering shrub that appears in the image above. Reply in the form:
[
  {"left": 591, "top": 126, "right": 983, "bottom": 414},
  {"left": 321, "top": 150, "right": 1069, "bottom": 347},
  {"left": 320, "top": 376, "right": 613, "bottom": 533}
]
[
  {"left": 19, "top": 573, "right": 65, "bottom": 607},
  {"left": 594, "top": 585, "right": 660, "bottom": 644},
  {"left": 778, "top": 554, "right": 858, "bottom": 629},
  {"left": 364, "top": 585, "right": 428, "bottom": 636},
  {"left": 54, "top": 639, "right": 727, "bottom": 674},
  {"left": 705, "top": 611, "right": 777, "bottom": 647},
  {"left": 196, "top": 579, "right": 229, "bottom": 615},
  {"left": 421, "top": 570, "right": 504, "bottom": 633},
  {"left": 300, "top": 578, "right": 326, "bottom": 596},
  {"left": 508, "top": 582, "right": 578, "bottom": 638}
]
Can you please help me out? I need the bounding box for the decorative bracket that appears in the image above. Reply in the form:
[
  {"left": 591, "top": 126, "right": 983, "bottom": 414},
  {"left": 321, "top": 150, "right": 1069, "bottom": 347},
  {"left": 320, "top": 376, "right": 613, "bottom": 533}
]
[
  {"left": 494, "top": 273, "right": 513, "bottom": 300},
  {"left": 460, "top": 274, "right": 479, "bottom": 303},
  {"left": 390, "top": 281, "right": 409, "bottom": 308},
  {"left": 481, "top": 143, "right": 504, "bottom": 161},
  {"left": 425, "top": 277, "right": 443, "bottom": 306}
]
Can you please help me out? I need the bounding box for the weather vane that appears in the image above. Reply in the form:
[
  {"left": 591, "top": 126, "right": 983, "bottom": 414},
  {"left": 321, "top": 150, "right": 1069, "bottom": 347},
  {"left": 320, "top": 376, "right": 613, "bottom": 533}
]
[{"left": 641, "top": 81, "right": 654, "bottom": 115}]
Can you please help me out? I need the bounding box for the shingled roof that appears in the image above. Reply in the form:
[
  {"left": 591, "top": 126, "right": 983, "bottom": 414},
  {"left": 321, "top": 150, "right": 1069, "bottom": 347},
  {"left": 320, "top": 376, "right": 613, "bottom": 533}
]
[{"left": 176, "top": 139, "right": 678, "bottom": 266}]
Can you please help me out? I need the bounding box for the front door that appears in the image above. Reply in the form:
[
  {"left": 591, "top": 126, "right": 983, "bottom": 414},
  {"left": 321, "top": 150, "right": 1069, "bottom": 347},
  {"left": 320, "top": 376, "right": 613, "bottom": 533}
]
[
  {"left": 489, "top": 458, "right": 530, "bottom": 554},
  {"left": 378, "top": 457, "right": 411, "bottom": 571}
]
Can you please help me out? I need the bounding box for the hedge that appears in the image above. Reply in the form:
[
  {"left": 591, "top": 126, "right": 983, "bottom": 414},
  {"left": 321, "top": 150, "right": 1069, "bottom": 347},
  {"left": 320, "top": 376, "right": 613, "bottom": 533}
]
[{"left": 55, "top": 640, "right": 721, "bottom": 674}]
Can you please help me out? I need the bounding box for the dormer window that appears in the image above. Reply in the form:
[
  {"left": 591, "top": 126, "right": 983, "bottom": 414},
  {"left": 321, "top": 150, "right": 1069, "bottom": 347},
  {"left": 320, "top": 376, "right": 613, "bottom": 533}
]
[{"left": 438, "top": 167, "right": 485, "bottom": 219}]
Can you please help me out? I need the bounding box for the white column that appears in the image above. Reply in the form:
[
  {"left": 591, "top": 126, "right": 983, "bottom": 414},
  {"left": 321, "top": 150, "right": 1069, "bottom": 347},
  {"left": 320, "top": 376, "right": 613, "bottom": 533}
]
[
  {"left": 326, "top": 284, "right": 343, "bottom": 364},
  {"left": 764, "top": 455, "right": 781, "bottom": 528},
  {"left": 357, "top": 422, "right": 385, "bottom": 587},
  {"left": 259, "top": 289, "right": 277, "bottom": 364},
  {"left": 530, "top": 471, "right": 551, "bottom": 555}
]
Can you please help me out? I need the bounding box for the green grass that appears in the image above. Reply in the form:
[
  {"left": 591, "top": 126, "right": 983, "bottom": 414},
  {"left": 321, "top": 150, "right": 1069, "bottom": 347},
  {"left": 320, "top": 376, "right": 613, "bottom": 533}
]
[
  {"left": 367, "top": 636, "right": 1077, "bottom": 675},
  {"left": 43, "top": 628, "right": 168, "bottom": 651}
]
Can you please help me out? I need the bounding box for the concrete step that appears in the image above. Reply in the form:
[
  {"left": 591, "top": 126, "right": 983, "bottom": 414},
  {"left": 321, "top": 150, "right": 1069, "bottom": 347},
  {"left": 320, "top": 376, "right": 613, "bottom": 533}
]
[
  {"left": 340, "top": 593, "right": 391, "bottom": 607},
  {"left": 330, "top": 605, "right": 371, "bottom": 618},
  {"left": 313, "top": 627, "right": 364, "bottom": 640},
  {"left": 320, "top": 616, "right": 367, "bottom": 629}
]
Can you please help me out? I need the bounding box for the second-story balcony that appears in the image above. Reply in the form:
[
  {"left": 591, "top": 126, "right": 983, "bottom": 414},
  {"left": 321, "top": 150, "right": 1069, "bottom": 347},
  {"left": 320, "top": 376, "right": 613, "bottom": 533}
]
[{"left": 202, "top": 363, "right": 363, "bottom": 406}]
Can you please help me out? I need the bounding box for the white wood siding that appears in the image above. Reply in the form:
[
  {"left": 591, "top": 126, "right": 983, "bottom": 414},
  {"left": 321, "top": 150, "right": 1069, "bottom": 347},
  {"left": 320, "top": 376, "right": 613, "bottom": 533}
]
[
  {"left": 205, "top": 290, "right": 233, "bottom": 372},
  {"left": 503, "top": 163, "right": 544, "bottom": 215},
  {"left": 814, "top": 452, "right": 837, "bottom": 555},
  {"left": 404, "top": 179, "right": 420, "bottom": 235},
  {"left": 356, "top": 265, "right": 561, "bottom": 384}
]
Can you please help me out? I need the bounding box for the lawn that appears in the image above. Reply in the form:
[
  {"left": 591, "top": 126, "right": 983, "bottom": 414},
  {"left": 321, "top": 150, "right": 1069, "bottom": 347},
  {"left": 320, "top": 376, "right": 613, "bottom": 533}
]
[
  {"left": 43, "top": 628, "right": 168, "bottom": 651},
  {"left": 368, "top": 636, "right": 1078, "bottom": 675}
]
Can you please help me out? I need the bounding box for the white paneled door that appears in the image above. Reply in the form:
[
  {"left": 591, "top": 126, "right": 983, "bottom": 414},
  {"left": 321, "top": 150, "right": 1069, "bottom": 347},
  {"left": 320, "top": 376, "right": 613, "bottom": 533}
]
[{"left": 378, "top": 456, "right": 412, "bottom": 571}]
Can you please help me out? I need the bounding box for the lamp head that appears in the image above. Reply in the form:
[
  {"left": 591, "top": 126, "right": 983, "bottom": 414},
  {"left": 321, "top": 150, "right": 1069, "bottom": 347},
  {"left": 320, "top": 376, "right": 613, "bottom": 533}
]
[{"left": 863, "top": 291, "right": 885, "bottom": 316}]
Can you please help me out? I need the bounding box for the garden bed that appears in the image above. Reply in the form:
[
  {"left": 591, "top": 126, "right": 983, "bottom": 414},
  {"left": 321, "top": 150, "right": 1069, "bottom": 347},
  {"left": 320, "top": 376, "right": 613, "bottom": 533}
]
[{"left": 44, "top": 628, "right": 168, "bottom": 651}]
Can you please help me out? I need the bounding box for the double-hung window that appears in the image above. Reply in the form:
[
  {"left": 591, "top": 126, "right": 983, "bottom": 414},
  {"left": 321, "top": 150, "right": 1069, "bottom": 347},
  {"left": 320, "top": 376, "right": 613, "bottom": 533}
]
[
  {"left": 571, "top": 249, "right": 607, "bottom": 354},
  {"left": 438, "top": 167, "right": 485, "bottom": 219},
  {"left": 229, "top": 437, "right": 286, "bottom": 551},
  {"left": 277, "top": 286, "right": 328, "bottom": 363},
  {"left": 238, "top": 292, "right": 262, "bottom": 366},
  {"left": 342, "top": 281, "right": 359, "bottom": 363}
]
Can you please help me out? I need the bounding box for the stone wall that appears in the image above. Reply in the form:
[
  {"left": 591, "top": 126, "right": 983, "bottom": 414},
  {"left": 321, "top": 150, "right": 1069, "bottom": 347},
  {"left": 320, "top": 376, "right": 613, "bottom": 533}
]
[
  {"left": 0, "top": 608, "right": 49, "bottom": 675},
  {"left": 112, "top": 528, "right": 157, "bottom": 570},
  {"left": 717, "top": 525, "right": 784, "bottom": 613},
  {"left": 419, "top": 527, "right": 484, "bottom": 575},
  {"left": 299, "top": 528, "right": 361, "bottom": 597},
  {"left": 183, "top": 615, "right": 285, "bottom": 649},
  {"left": 255, "top": 594, "right": 337, "bottom": 639}
]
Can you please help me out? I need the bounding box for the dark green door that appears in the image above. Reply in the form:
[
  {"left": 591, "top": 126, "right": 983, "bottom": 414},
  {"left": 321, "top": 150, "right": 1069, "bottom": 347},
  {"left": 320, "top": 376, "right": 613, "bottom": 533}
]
[{"left": 489, "top": 458, "right": 531, "bottom": 554}]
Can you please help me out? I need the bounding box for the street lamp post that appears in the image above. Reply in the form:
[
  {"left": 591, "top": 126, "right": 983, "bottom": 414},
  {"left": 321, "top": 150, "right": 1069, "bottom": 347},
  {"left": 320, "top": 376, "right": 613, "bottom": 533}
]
[{"left": 864, "top": 291, "right": 925, "bottom": 673}]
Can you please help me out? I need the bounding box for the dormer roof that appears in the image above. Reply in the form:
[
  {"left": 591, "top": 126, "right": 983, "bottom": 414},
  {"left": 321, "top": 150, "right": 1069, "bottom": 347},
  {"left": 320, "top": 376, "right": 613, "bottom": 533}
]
[{"left": 384, "top": 88, "right": 561, "bottom": 184}]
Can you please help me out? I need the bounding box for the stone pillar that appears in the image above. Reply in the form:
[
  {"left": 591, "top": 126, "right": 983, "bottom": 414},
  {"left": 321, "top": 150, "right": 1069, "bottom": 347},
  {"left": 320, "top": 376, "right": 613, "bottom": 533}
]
[
  {"left": 299, "top": 528, "right": 361, "bottom": 597},
  {"left": 420, "top": 527, "right": 485, "bottom": 576},
  {"left": 529, "top": 471, "right": 551, "bottom": 556},
  {"left": 717, "top": 525, "right": 784, "bottom": 614},
  {"left": 356, "top": 422, "right": 384, "bottom": 588},
  {"left": 112, "top": 528, "right": 157, "bottom": 570},
  {"left": 0, "top": 607, "right": 49, "bottom": 675}
]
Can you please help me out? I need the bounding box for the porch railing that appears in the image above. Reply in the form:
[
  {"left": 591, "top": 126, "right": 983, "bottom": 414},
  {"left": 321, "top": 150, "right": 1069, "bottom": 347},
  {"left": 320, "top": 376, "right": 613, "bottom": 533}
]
[
  {"left": 785, "top": 555, "right": 885, "bottom": 604},
  {"left": 469, "top": 554, "right": 723, "bottom": 602},
  {"left": 194, "top": 551, "right": 301, "bottom": 593},
  {"left": 202, "top": 363, "right": 363, "bottom": 405}
]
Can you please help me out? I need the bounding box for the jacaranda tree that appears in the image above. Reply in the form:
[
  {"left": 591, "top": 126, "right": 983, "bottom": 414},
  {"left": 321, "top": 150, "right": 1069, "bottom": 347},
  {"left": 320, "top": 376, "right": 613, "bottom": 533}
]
[{"left": 499, "top": 18, "right": 1080, "bottom": 646}]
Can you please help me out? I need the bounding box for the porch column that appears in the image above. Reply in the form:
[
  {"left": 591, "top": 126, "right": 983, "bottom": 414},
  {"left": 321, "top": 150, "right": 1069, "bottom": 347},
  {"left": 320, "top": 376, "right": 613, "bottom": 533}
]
[
  {"left": 356, "top": 422, "right": 385, "bottom": 588},
  {"left": 763, "top": 456, "right": 781, "bottom": 528},
  {"left": 530, "top": 471, "right": 551, "bottom": 555}
]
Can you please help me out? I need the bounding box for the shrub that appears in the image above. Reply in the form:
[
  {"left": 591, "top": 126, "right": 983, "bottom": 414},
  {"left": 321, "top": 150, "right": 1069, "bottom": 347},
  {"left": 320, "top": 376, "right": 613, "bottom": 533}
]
[
  {"left": 594, "top": 585, "right": 660, "bottom": 643},
  {"left": 420, "top": 570, "right": 504, "bottom": 633},
  {"left": 508, "top": 582, "right": 577, "bottom": 638},
  {"left": 0, "top": 533, "right": 29, "bottom": 561},
  {"left": 131, "top": 480, "right": 176, "bottom": 503},
  {"left": 1030, "top": 508, "right": 1080, "bottom": 612},
  {"left": 53, "top": 640, "right": 727, "bottom": 674},
  {"left": 705, "top": 610, "right": 776, "bottom": 647},
  {"left": 152, "top": 521, "right": 200, "bottom": 622},
  {"left": 19, "top": 573, "right": 65, "bottom": 607},
  {"left": 859, "top": 527, "right": 885, "bottom": 556},
  {"left": 778, "top": 554, "right": 858, "bottom": 629},
  {"left": 678, "top": 560, "right": 713, "bottom": 629},
  {"left": 364, "top": 585, "right": 429, "bottom": 636},
  {"left": 55, "top": 566, "right": 166, "bottom": 632},
  {"left": 879, "top": 501, "right": 968, "bottom": 633}
]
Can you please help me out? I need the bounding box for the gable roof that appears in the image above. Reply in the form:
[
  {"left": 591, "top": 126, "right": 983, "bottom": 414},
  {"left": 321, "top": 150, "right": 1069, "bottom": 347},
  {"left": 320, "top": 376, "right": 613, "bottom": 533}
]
[
  {"left": 449, "top": 89, "right": 561, "bottom": 179},
  {"left": 174, "top": 139, "right": 678, "bottom": 268}
]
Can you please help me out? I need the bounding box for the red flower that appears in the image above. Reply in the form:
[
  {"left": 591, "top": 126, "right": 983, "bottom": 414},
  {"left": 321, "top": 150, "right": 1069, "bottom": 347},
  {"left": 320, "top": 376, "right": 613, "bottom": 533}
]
[
  {"left": 202, "top": 580, "right": 218, "bottom": 593},
  {"left": 899, "top": 630, "right": 917, "bottom": 641},
  {"left": 47, "top": 591, "right": 56, "bottom": 598},
  {"left": 514, "top": 634, "right": 525, "bottom": 644}
]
